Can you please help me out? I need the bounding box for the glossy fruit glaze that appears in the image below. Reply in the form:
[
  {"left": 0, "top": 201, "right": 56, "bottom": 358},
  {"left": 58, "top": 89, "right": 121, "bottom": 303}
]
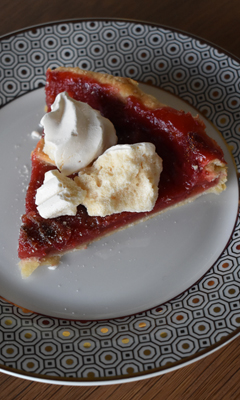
[{"left": 18, "top": 69, "right": 226, "bottom": 260}]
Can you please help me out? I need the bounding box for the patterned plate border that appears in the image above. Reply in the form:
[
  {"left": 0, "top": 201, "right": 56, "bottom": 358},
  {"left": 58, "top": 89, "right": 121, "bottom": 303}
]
[{"left": 0, "top": 19, "right": 240, "bottom": 384}]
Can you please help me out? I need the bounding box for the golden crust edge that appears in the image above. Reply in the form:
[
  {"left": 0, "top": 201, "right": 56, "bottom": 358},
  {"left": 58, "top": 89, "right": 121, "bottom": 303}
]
[{"left": 50, "top": 66, "right": 167, "bottom": 110}]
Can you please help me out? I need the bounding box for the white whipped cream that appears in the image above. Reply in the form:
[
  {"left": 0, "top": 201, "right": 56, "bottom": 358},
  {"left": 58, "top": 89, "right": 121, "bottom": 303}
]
[
  {"left": 75, "top": 142, "right": 162, "bottom": 217},
  {"left": 36, "top": 143, "right": 162, "bottom": 219},
  {"left": 40, "top": 92, "right": 117, "bottom": 176},
  {"left": 36, "top": 169, "right": 86, "bottom": 219}
]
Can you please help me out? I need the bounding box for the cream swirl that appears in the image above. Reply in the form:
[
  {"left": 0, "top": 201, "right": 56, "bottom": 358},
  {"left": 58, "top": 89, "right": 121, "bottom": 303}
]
[{"left": 40, "top": 92, "right": 117, "bottom": 176}]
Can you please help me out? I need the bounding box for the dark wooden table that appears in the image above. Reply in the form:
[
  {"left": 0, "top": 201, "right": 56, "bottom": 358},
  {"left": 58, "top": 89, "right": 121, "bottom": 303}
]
[{"left": 1, "top": 0, "right": 240, "bottom": 398}]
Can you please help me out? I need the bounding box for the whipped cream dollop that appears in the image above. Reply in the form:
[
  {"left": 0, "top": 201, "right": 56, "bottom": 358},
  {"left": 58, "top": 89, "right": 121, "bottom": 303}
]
[
  {"left": 35, "top": 169, "right": 86, "bottom": 219},
  {"left": 36, "top": 143, "right": 162, "bottom": 219},
  {"left": 75, "top": 142, "right": 163, "bottom": 217},
  {"left": 40, "top": 92, "right": 117, "bottom": 176}
]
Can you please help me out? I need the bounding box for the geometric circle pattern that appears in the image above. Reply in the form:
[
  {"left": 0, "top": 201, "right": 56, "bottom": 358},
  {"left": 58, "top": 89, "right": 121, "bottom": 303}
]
[{"left": 0, "top": 19, "right": 240, "bottom": 383}]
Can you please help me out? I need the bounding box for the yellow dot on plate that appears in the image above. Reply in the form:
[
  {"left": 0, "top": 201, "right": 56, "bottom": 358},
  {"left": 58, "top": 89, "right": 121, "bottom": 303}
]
[
  {"left": 176, "top": 315, "right": 184, "bottom": 321},
  {"left": 160, "top": 332, "right": 167, "bottom": 338},
  {"left": 62, "top": 331, "right": 71, "bottom": 337},
  {"left": 192, "top": 298, "right": 199, "bottom": 304},
  {"left": 24, "top": 333, "right": 32, "bottom": 339},
  {"left": 138, "top": 322, "right": 146, "bottom": 328},
  {"left": 220, "top": 117, "right": 226, "bottom": 124},
  {"left": 5, "top": 319, "right": 12, "bottom": 326},
  {"left": 198, "top": 325, "right": 206, "bottom": 331},
  {"left": 143, "top": 349, "right": 151, "bottom": 356},
  {"left": 66, "top": 358, "right": 74, "bottom": 365},
  {"left": 83, "top": 342, "right": 91, "bottom": 348},
  {"left": 222, "top": 262, "right": 229, "bottom": 268},
  {"left": 208, "top": 280, "right": 215, "bottom": 286},
  {"left": 122, "top": 338, "right": 129, "bottom": 344},
  {"left": 100, "top": 327, "right": 109, "bottom": 333}
]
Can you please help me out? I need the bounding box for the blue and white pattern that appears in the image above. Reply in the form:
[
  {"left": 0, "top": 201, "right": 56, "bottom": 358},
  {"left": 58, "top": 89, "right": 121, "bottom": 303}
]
[{"left": 0, "top": 20, "right": 239, "bottom": 383}]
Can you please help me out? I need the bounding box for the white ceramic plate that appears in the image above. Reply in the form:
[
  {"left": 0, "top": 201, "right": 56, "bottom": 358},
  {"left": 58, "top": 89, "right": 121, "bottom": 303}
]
[
  {"left": 0, "top": 19, "right": 239, "bottom": 385},
  {"left": 0, "top": 85, "right": 237, "bottom": 320}
]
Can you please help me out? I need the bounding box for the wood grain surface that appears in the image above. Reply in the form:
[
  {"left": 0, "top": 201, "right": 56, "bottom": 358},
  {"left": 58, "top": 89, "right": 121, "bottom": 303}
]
[{"left": 0, "top": 0, "right": 240, "bottom": 398}]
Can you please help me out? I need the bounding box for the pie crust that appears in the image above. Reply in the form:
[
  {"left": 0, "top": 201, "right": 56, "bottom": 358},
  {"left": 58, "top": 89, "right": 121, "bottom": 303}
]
[{"left": 18, "top": 67, "right": 227, "bottom": 278}]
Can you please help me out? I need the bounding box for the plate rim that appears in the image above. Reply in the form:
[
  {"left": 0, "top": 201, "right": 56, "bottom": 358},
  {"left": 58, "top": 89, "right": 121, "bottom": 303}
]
[
  {"left": 0, "top": 330, "right": 239, "bottom": 385},
  {"left": 1, "top": 17, "right": 240, "bottom": 64}
]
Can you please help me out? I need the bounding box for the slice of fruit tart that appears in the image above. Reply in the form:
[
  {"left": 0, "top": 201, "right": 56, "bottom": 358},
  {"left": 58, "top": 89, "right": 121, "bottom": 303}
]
[{"left": 18, "top": 67, "right": 227, "bottom": 278}]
